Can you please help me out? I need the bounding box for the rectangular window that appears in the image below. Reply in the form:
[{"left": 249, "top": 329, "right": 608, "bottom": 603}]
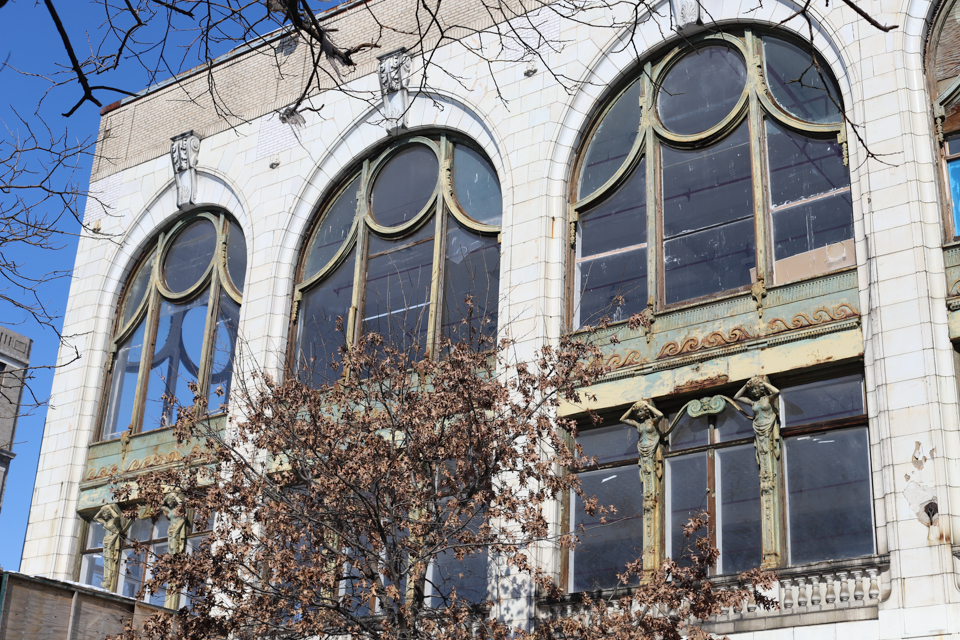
[
  {"left": 569, "top": 423, "right": 643, "bottom": 592},
  {"left": 945, "top": 134, "right": 960, "bottom": 236}
]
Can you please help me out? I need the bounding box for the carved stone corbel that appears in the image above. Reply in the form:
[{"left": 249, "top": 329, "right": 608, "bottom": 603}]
[
  {"left": 751, "top": 275, "right": 767, "bottom": 319},
  {"left": 734, "top": 375, "right": 783, "bottom": 569},
  {"left": 170, "top": 131, "right": 200, "bottom": 208},
  {"left": 162, "top": 491, "right": 195, "bottom": 554},
  {"left": 93, "top": 503, "right": 132, "bottom": 591},
  {"left": 670, "top": 0, "right": 701, "bottom": 32},
  {"left": 377, "top": 48, "right": 412, "bottom": 134}
]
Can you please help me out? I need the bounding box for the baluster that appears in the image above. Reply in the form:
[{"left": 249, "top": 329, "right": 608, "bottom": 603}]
[
  {"left": 810, "top": 575, "right": 822, "bottom": 606},
  {"left": 796, "top": 577, "right": 808, "bottom": 608},
  {"left": 867, "top": 568, "right": 880, "bottom": 600},
  {"left": 838, "top": 571, "right": 850, "bottom": 603},
  {"left": 781, "top": 578, "right": 794, "bottom": 609},
  {"left": 853, "top": 570, "right": 864, "bottom": 601},
  {"left": 746, "top": 589, "right": 758, "bottom": 613},
  {"left": 824, "top": 573, "right": 836, "bottom": 604}
]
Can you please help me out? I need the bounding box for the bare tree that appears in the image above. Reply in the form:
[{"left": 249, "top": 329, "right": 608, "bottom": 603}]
[{"left": 112, "top": 323, "right": 775, "bottom": 640}]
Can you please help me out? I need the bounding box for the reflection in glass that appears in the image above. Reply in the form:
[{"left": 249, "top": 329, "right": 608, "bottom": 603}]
[
  {"left": 717, "top": 445, "right": 761, "bottom": 574},
  {"left": 763, "top": 36, "right": 842, "bottom": 124},
  {"left": 88, "top": 521, "right": 107, "bottom": 548},
  {"left": 441, "top": 220, "right": 500, "bottom": 346},
  {"left": 666, "top": 453, "right": 708, "bottom": 565},
  {"left": 143, "top": 295, "right": 209, "bottom": 431},
  {"left": 102, "top": 321, "right": 147, "bottom": 440},
  {"left": 208, "top": 292, "right": 240, "bottom": 413},
  {"left": 121, "top": 250, "right": 155, "bottom": 326},
  {"left": 121, "top": 549, "right": 146, "bottom": 598},
  {"left": 579, "top": 79, "right": 643, "bottom": 198},
  {"left": 781, "top": 375, "right": 864, "bottom": 427},
  {"left": 668, "top": 412, "right": 709, "bottom": 450},
  {"left": 578, "top": 423, "right": 639, "bottom": 466},
  {"left": 658, "top": 45, "right": 747, "bottom": 135},
  {"left": 428, "top": 504, "right": 488, "bottom": 608},
  {"left": 662, "top": 123, "right": 754, "bottom": 303},
  {"left": 226, "top": 224, "right": 248, "bottom": 292},
  {"left": 163, "top": 219, "right": 217, "bottom": 293},
  {"left": 297, "top": 252, "right": 355, "bottom": 386},
  {"left": 572, "top": 467, "right": 643, "bottom": 591},
  {"left": 786, "top": 428, "right": 873, "bottom": 564},
  {"left": 948, "top": 157, "right": 960, "bottom": 235},
  {"left": 370, "top": 146, "right": 439, "bottom": 227},
  {"left": 363, "top": 230, "right": 434, "bottom": 358},
  {"left": 714, "top": 404, "right": 755, "bottom": 443},
  {"left": 304, "top": 176, "right": 360, "bottom": 278},
  {"left": 579, "top": 159, "right": 647, "bottom": 257},
  {"left": 772, "top": 193, "right": 853, "bottom": 261},
  {"left": 576, "top": 249, "right": 647, "bottom": 326},
  {"left": 80, "top": 553, "right": 105, "bottom": 589},
  {"left": 148, "top": 542, "right": 169, "bottom": 607},
  {"left": 766, "top": 121, "right": 848, "bottom": 207},
  {"left": 453, "top": 145, "right": 502, "bottom": 225}
]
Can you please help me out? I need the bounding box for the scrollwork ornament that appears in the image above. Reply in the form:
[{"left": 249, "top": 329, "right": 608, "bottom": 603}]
[
  {"left": 170, "top": 131, "right": 200, "bottom": 209},
  {"left": 686, "top": 395, "right": 727, "bottom": 417}
]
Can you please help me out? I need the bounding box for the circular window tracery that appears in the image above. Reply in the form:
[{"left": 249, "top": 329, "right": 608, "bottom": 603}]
[
  {"left": 572, "top": 29, "right": 853, "bottom": 327},
  {"left": 294, "top": 134, "right": 502, "bottom": 387}
]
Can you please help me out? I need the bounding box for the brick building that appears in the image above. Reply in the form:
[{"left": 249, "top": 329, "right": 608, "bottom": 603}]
[{"left": 18, "top": 0, "right": 960, "bottom": 636}]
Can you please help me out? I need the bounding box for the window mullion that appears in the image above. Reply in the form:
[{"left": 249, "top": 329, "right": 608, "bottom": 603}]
[
  {"left": 644, "top": 64, "right": 658, "bottom": 312},
  {"left": 746, "top": 30, "right": 771, "bottom": 289},
  {"left": 196, "top": 265, "right": 222, "bottom": 406},
  {"left": 426, "top": 137, "right": 449, "bottom": 359}
]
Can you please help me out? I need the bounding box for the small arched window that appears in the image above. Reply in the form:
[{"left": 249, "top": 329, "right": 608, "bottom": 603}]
[
  {"left": 292, "top": 134, "right": 502, "bottom": 386},
  {"left": 100, "top": 211, "right": 246, "bottom": 440},
  {"left": 929, "top": 0, "right": 960, "bottom": 239},
  {"left": 571, "top": 30, "right": 853, "bottom": 328}
]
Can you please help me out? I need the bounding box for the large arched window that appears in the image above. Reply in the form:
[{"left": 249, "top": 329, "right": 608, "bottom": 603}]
[
  {"left": 99, "top": 211, "right": 246, "bottom": 440},
  {"left": 929, "top": 0, "right": 960, "bottom": 239},
  {"left": 571, "top": 30, "right": 853, "bottom": 328},
  {"left": 292, "top": 134, "right": 502, "bottom": 385}
]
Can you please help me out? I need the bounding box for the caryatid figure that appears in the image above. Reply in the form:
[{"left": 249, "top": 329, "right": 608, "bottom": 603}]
[
  {"left": 162, "top": 491, "right": 195, "bottom": 555},
  {"left": 620, "top": 398, "right": 666, "bottom": 576},
  {"left": 93, "top": 503, "right": 132, "bottom": 591},
  {"left": 734, "top": 375, "right": 782, "bottom": 568}
]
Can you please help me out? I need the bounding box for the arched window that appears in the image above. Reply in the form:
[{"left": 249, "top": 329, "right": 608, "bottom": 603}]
[
  {"left": 292, "top": 134, "right": 502, "bottom": 385},
  {"left": 571, "top": 30, "right": 853, "bottom": 328},
  {"left": 100, "top": 211, "right": 246, "bottom": 440},
  {"left": 929, "top": 0, "right": 960, "bottom": 239}
]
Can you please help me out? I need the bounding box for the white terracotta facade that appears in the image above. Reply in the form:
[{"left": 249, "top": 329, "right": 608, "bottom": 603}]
[{"left": 19, "top": 0, "right": 960, "bottom": 636}]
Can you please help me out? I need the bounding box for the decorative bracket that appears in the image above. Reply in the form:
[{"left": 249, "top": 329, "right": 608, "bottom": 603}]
[
  {"left": 377, "top": 48, "right": 412, "bottom": 135},
  {"left": 837, "top": 127, "right": 849, "bottom": 167},
  {"left": 670, "top": 0, "right": 702, "bottom": 32},
  {"left": 751, "top": 275, "right": 767, "bottom": 319},
  {"left": 935, "top": 103, "right": 946, "bottom": 144},
  {"left": 170, "top": 131, "right": 200, "bottom": 209}
]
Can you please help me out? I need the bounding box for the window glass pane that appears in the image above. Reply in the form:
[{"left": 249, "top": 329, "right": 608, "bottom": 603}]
[
  {"left": 452, "top": 144, "right": 502, "bottom": 225},
  {"left": 121, "top": 250, "right": 155, "bottom": 326},
  {"left": 662, "top": 122, "right": 753, "bottom": 238},
  {"left": 208, "top": 291, "right": 240, "bottom": 414},
  {"left": 163, "top": 219, "right": 217, "bottom": 293},
  {"left": 441, "top": 220, "right": 500, "bottom": 346},
  {"left": 226, "top": 224, "right": 247, "bottom": 292},
  {"left": 786, "top": 428, "right": 874, "bottom": 565},
  {"left": 767, "top": 121, "right": 848, "bottom": 207},
  {"left": 715, "top": 403, "right": 755, "bottom": 443},
  {"left": 102, "top": 320, "right": 147, "bottom": 440},
  {"left": 87, "top": 521, "right": 107, "bottom": 549},
  {"left": 763, "top": 36, "right": 842, "bottom": 124},
  {"left": 428, "top": 504, "right": 488, "bottom": 607},
  {"left": 666, "top": 453, "right": 708, "bottom": 565},
  {"left": 297, "top": 251, "right": 355, "bottom": 387},
  {"left": 662, "top": 122, "right": 755, "bottom": 304},
  {"left": 717, "top": 445, "right": 762, "bottom": 574},
  {"left": 664, "top": 218, "right": 755, "bottom": 304},
  {"left": 781, "top": 374, "right": 864, "bottom": 428},
  {"left": 80, "top": 553, "right": 105, "bottom": 589},
  {"left": 572, "top": 467, "right": 643, "bottom": 591},
  {"left": 947, "top": 134, "right": 960, "bottom": 157},
  {"left": 576, "top": 247, "right": 647, "bottom": 327},
  {"left": 363, "top": 233, "right": 435, "bottom": 359},
  {"left": 370, "top": 146, "right": 439, "bottom": 227},
  {"left": 147, "top": 542, "right": 169, "bottom": 607},
  {"left": 948, "top": 157, "right": 960, "bottom": 235},
  {"left": 771, "top": 192, "right": 853, "bottom": 262},
  {"left": 579, "top": 79, "right": 643, "bottom": 198},
  {"left": 153, "top": 516, "right": 170, "bottom": 540},
  {"left": 658, "top": 45, "right": 747, "bottom": 136},
  {"left": 304, "top": 176, "right": 360, "bottom": 279},
  {"left": 144, "top": 295, "right": 209, "bottom": 431},
  {"left": 669, "top": 412, "right": 709, "bottom": 450},
  {"left": 121, "top": 548, "right": 146, "bottom": 598},
  {"left": 579, "top": 158, "right": 646, "bottom": 258},
  {"left": 129, "top": 518, "right": 153, "bottom": 542},
  {"left": 578, "top": 423, "right": 639, "bottom": 466}
]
